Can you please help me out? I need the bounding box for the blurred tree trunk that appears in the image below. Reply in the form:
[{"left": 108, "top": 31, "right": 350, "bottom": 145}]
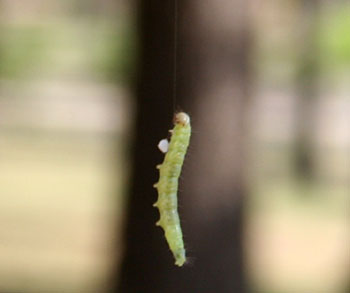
[
  {"left": 294, "top": 0, "right": 321, "bottom": 180},
  {"left": 114, "top": 0, "right": 252, "bottom": 292}
]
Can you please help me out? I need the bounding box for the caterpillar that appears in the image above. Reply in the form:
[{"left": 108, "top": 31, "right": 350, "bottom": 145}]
[{"left": 153, "top": 112, "right": 191, "bottom": 266}]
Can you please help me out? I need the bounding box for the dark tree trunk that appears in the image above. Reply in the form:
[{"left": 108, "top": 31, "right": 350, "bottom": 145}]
[{"left": 114, "top": 0, "right": 253, "bottom": 292}]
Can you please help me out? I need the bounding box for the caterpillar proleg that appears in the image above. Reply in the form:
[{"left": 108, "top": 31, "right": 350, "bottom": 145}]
[{"left": 154, "top": 112, "right": 191, "bottom": 266}]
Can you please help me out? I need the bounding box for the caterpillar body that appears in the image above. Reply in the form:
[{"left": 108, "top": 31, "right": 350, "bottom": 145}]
[{"left": 153, "top": 112, "right": 191, "bottom": 266}]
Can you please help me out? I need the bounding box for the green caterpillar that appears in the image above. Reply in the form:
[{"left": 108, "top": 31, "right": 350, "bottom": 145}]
[{"left": 153, "top": 112, "right": 191, "bottom": 266}]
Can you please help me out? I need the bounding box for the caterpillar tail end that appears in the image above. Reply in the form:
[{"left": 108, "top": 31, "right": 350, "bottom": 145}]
[
  {"left": 175, "top": 260, "right": 186, "bottom": 267},
  {"left": 174, "top": 249, "right": 186, "bottom": 267},
  {"left": 175, "top": 259, "right": 186, "bottom": 267}
]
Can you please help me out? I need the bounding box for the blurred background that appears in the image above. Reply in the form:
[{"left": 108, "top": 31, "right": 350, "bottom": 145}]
[{"left": 0, "top": 0, "right": 349, "bottom": 292}]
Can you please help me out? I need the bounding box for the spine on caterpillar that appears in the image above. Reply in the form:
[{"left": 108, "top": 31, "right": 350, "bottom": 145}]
[{"left": 153, "top": 112, "right": 191, "bottom": 266}]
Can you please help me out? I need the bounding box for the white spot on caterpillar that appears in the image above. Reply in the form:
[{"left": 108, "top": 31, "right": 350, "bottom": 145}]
[{"left": 158, "top": 139, "right": 169, "bottom": 153}]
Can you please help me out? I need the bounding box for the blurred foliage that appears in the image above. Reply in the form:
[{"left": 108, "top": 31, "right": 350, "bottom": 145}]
[
  {"left": 0, "top": 26, "right": 50, "bottom": 78},
  {"left": 0, "top": 22, "right": 136, "bottom": 82},
  {"left": 318, "top": 5, "right": 350, "bottom": 72},
  {"left": 93, "top": 25, "right": 137, "bottom": 84}
]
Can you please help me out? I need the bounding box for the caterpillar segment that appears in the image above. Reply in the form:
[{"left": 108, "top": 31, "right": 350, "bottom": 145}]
[{"left": 154, "top": 112, "right": 191, "bottom": 267}]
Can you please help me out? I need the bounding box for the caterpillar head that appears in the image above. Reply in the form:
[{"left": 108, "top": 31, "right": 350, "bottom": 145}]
[{"left": 174, "top": 112, "right": 190, "bottom": 126}]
